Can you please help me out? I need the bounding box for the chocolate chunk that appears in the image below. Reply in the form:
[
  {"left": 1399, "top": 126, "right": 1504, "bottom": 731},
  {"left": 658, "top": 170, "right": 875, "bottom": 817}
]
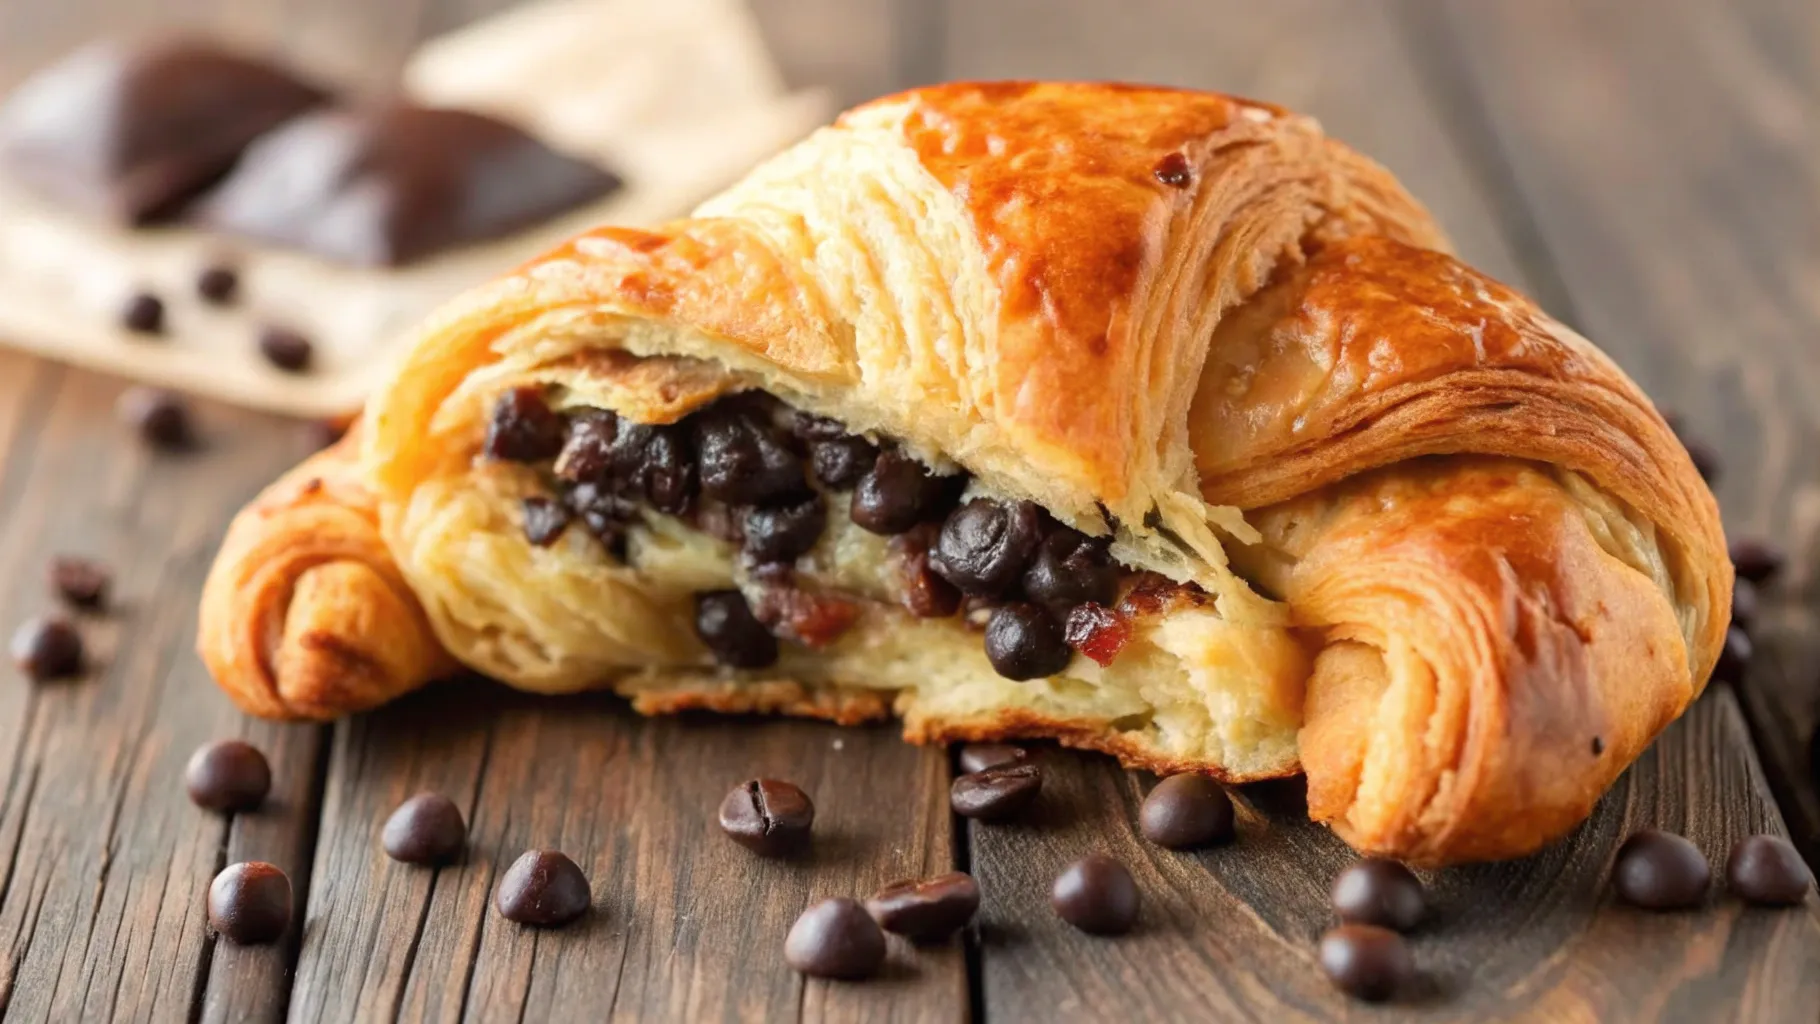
[
  {"left": 257, "top": 324, "right": 313, "bottom": 372},
  {"left": 196, "top": 263, "right": 240, "bottom": 304},
  {"left": 1051, "top": 855, "right": 1138, "bottom": 935},
  {"left": 639, "top": 425, "right": 697, "bottom": 514},
  {"left": 1022, "top": 530, "right": 1118, "bottom": 610},
  {"left": 785, "top": 898, "right": 886, "bottom": 979},
  {"left": 742, "top": 496, "right": 825, "bottom": 564},
  {"left": 1331, "top": 859, "right": 1425, "bottom": 932},
  {"left": 850, "top": 450, "right": 961, "bottom": 535},
  {"left": 865, "top": 872, "right": 980, "bottom": 941},
  {"left": 483, "top": 388, "right": 565, "bottom": 462},
  {"left": 890, "top": 523, "right": 963, "bottom": 618},
  {"left": 9, "top": 615, "right": 84, "bottom": 681},
  {"left": 554, "top": 408, "right": 621, "bottom": 482},
  {"left": 1612, "top": 828, "right": 1710, "bottom": 909},
  {"left": 693, "top": 590, "right": 779, "bottom": 668},
  {"left": 521, "top": 496, "right": 572, "bottom": 547},
  {"left": 694, "top": 402, "right": 807, "bottom": 507},
  {"left": 198, "top": 104, "right": 620, "bottom": 266},
  {"left": 950, "top": 763, "right": 1043, "bottom": 821},
  {"left": 208, "top": 861, "right": 293, "bottom": 945},
  {"left": 382, "top": 792, "right": 467, "bottom": 865},
  {"left": 1725, "top": 834, "right": 1813, "bottom": 906},
  {"left": 0, "top": 41, "right": 328, "bottom": 223},
  {"left": 121, "top": 291, "right": 165, "bottom": 335},
  {"left": 718, "top": 779, "right": 814, "bottom": 856},
  {"left": 1729, "top": 539, "right": 1786, "bottom": 585},
  {"left": 185, "top": 739, "right": 272, "bottom": 812},
  {"left": 1318, "top": 925, "right": 1413, "bottom": 1002},
  {"left": 495, "top": 850, "right": 591, "bottom": 927},
  {"left": 1713, "top": 626, "right": 1753, "bottom": 686},
  {"left": 117, "top": 387, "right": 195, "bottom": 450},
  {"left": 957, "top": 743, "right": 1026, "bottom": 775},
  {"left": 1731, "top": 578, "right": 1758, "bottom": 633},
  {"left": 48, "top": 555, "right": 110, "bottom": 610},
  {"left": 1139, "top": 774, "right": 1235, "bottom": 850},
  {"left": 983, "top": 602, "right": 1072, "bottom": 680},
  {"left": 931, "top": 498, "right": 1044, "bottom": 596},
  {"left": 811, "top": 436, "right": 879, "bottom": 490}
]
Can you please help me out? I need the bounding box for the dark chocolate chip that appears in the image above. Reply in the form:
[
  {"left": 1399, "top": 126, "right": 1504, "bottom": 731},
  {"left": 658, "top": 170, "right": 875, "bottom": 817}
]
[
  {"left": 208, "top": 861, "right": 292, "bottom": 945},
  {"left": 521, "top": 496, "right": 572, "bottom": 547},
  {"left": 1318, "top": 924, "right": 1413, "bottom": 1003},
  {"left": 382, "top": 792, "right": 466, "bottom": 865},
  {"left": 122, "top": 291, "right": 166, "bottom": 334},
  {"left": 9, "top": 615, "right": 84, "bottom": 681},
  {"left": 495, "top": 851, "right": 591, "bottom": 927},
  {"left": 196, "top": 264, "right": 240, "bottom": 304},
  {"left": 865, "top": 871, "right": 980, "bottom": 941},
  {"left": 957, "top": 743, "right": 1027, "bottom": 775},
  {"left": 811, "top": 436, "right": 880, "bottom": 490},
  {"left": 257, "top": 324, "right": 313, "bottom": 372},
  {"left": 850, "top": 449, "right": 960, "bottom": 535},
  {"left": 983, "top": 602, "right": 1072, "bottom": 680},
  {"left": 553, "top": 408, "right": 620, "bottom": 482},
  {"left": 950, "top": 763, "right": 1043, "bottom": 821},
  {"left": 694, "top": 402, "right": 808, "bottom": 507},
  {"left": 931, "top": 498, "right": 1044, "bottom": 596},
  {"left": 185, "top": 739, "right": 272, "bottom": 812},
  {"left": 1612, "top": 828, "right": 1710, "bottom": 909},
  {"left": 718, "top": 778, "right": 814, "bottom": 856},
  {"left": 693, "top": 590, "right": 778, "bottom": 668},
  {"left": 48, "top": 556, "right": 110, "bottom": 610},
  {"left": 1729, "top": 539, "right": 1786, "bottom": 585},
  {"left": 1725, "top": 834, "right": 1813, "bottom": 906},
  {"left": 1021, "top": 529, "right": 1118, "bottom": 610},
  {"left": 639, "top": 425, "right": 698, "bottom": 514},
  {"left": 1139, "top": 774, "right": 1236, "bottom": 850},
  {"left": 1331, "top": 859, "right": 1425, "bottom": 932},
  {"left": 118, "top": 387, "right": 195, "bottom": 450},
  {"left": 483, "top": 388, "right": 565, "bottom": 462},
  {"left": 1050, "top": 854, "right": 1139, "bottom": 935},
  {"left": 785, "top": 898, "right": 886, "bottom": 979},
  {"left": 1730, "top": 578, "right": 1758, "bottom": 633},
  {"left": 1713, "top": 626, "right": 1753, "bottom": 686},
  {"left": 742, "top": 496, "right": 826, "bottom": 564}
]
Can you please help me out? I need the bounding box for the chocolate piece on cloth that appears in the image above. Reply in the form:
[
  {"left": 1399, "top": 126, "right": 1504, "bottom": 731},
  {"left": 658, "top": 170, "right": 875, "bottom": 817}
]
[
  {"left": 0, "top": 40, "right": 328, "bottom": 223},
  {"left": 196, "top": 103, "right": 623, "bottom": 266}
]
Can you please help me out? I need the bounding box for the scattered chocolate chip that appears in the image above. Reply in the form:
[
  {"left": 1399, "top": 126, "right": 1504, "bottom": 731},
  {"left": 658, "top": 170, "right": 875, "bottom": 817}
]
[
  {"left": 718, "top": 779, "right": 814, "bottom": 856},
  {"left": 382, "top": 792, "right": 467, "bottom": 864},
  {"left": 785, "top": 898, "right": 886, "bottom": 979},
  {"left": 866, "top": 871, "right": 980, "bottom": 941},
  {"left": 185, "top": 739, "right": 271, "bottom": 812},
  {"left": 208, "top": 861, "right": 292, "bottom": 945},
  {"left": 983, "top": 602, "right": 1072, "bottom": 680},
  {"left": 931, "top": 498, "right": 1044, "bottom": 596},
  {"left": 1713, "top": 626, "right": 1753, "bottom": 686},
  {"left": 196, "top": 263, "right": 240, "bottom": 304},
  {"left": 1612, "top": 828, "right": 1710, "bottom": 909},
  {"left": 1139, "top": 774, "right": 1235, "bottom": 850},
  {"left": 1725, "top": 834, "right": 1813, "bottom": 906},
  {"left": 10, "top": 615, "right": 84, "bottom": 681},
  {"left": 483, "top": 388, "right": 565, "bottom": 462},
  {"left": 957, "top": 743, "right": 1027, "bottom": 775},
  {"left": 117, "top": 387, "right": 195, "bottom": 450},
  {"left": 693, "top": 590, "right": 779, "bottom": 668},
  {"left": 121, "top": 291, "right": 165, "bottom": 334},
  {"left": 495, "top": 850, "right": 591, "bottom": 927},
  {"left": 1729, "top": 539, "right": 1786, "bottom": 585},
  {"left": 1153, "top": 152, "right": 1192, "bottom": 187},
  {"left": 563, "top": 479, "right": 638, "bottom": 545},
  {"left": 48, "top": 556, "right": 110, "bottom": 610},
  {"left": 257, "top": 324, "right": 313, "bottom": 372},
  {"left": 1318, "top": 924, "right": 1413, "bottom": 1003},
  {"left": 1022, "top": 530, "right": 1118, "bottom": 610},
  {"left": 850, "top": 449, "right": 960, "bottom": 535},
  {"left": 743, "top": 496, "right": 826, "bottom": 564},
  {"left": 950, "top": 763, "right": 1043, "bottom": 820},
  {"left": 694, "top": 402, "right": 808, "bottom": 507},
  {"left": 521, "top": 496, "right": 572, "bottom": 547},
  {"left": 1051, "top": 855, "right": 1138, "bottom": 935},
  {"left": 1731, "top": 578, "right": 1759, "bottom": 633},
  {"left": 1331, "top": 859, "right": 1425, "bottom": 932}
]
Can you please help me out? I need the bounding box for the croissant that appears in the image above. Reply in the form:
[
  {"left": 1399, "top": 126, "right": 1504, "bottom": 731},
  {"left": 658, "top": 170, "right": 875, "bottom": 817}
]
[{"left": 198, "top": 82, "right": 1728, "bottom": 865}]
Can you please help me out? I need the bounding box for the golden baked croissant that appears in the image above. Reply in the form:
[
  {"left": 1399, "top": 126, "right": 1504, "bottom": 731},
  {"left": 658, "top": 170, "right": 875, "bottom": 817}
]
[{"left": 198, "top": 82, "right": 1728, "bottom": 865}]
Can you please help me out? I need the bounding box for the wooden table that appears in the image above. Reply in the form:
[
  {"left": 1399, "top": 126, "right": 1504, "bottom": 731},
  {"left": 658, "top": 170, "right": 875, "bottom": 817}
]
[{"left": 2, "top": 1, "right": 1817, "bottom": 1020}]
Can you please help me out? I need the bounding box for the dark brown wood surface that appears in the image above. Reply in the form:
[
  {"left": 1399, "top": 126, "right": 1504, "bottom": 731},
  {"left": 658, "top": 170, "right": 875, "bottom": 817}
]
[{"left": 0, "top": 1, "right": 1816, "bottom": 1022}]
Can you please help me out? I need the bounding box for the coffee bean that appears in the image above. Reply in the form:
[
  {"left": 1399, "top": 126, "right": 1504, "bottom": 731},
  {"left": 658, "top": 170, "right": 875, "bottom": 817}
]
[
  {"left": 983, "top": 603, "right": 1072, "bottom": 680},
  {"left": 495, "top": 850, "right": 591, "bottom": 927},
  {"left": 785, "top": 898, "right": 886, "bottom": 979},
  {"left": 118, "top": 387, "right": 195, "bottom": 450},
  {"left": 1139, "top": 774, "right": 1235, "bottom": 850},
  {"left": 185, "top": 739, "right": 272, "bottom": 812},
  {"left": 957, "top": 743, "right": 1027, "bottom": 775},
  {"left": 196, "top": 264, "right": 240, "bottom": 305},
  {"left": 1713, "top": 626, "right": 1753, "bottom": 686},
  {"left": 850, "top": 450, "right": 959, "bottom": 535},
  {"left": 694, "top": 590, "right": 779, "bottom": 668},
  {"left": 483, "top": 388, "right": 565, "bottom": 462},
  {"left": 1612, "top": 828, "right": 1710, "bottom": 909},
  {"left": 1318, "top": 924, "right": 1413, "bottom": 1002},
  {"left": 810, "top": 436, "right": 879, "bottom": 489},
  {"left": 718, "top": 779, "right": 814, "bottom": 856},
  {"left": 1729, "top": 539, "right": 1786, "bottom": 585},
  {"left": 743, "top": 496, "right": 826, "bottom": 564},
  {"left": 121, "top": 290, "right": 165, "bottom": 334},
  {"left": 950, "top": 763, "right": 1043, "bottom": 820},
  {"left": 208, "top": 861, "right": 292, "bottom": 945},
  {"left": 1731, "top": 578, "right": 1759, "bottom": 632},
  {"left": 521, "top": 496, "right": 572, "bottom": 547},
  {"left": 1331, "top": 859, "right": 1425, "bottom": 932},
  {"left": 1051, "top": 855, "right": 1138, "bottom": 935},
  {"left": 1022, "top": 529, "right": 1118, "bottom": 610},
  {"left": 866, "top": 871, "right": 980, "bottom": 941},
  {"left": 382, "top": 792, "right": 467, "bottom": 864},
  {"left": 48, "top": 556, "right": 110, "bottom": 610},
  {"left": 257, "top": 324, "right": 314, "bottom": 372},
  {"left": 1725, "top": 834, "right": 1813, "bottom": 906},
  {"left": 694, "top": 402, "right": 807, "bottom": 507},
  {"left": 9, "top": 615, "right": 83, "bottom": 681},
  {"left": 930, "top": 498, "right": 1044, "bottom": 596}
]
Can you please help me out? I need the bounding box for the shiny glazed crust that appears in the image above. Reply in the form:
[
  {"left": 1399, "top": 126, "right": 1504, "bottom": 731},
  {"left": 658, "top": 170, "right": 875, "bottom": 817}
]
[{"left": 197, "top": 82, "right": 1729, "bottom": 864}]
